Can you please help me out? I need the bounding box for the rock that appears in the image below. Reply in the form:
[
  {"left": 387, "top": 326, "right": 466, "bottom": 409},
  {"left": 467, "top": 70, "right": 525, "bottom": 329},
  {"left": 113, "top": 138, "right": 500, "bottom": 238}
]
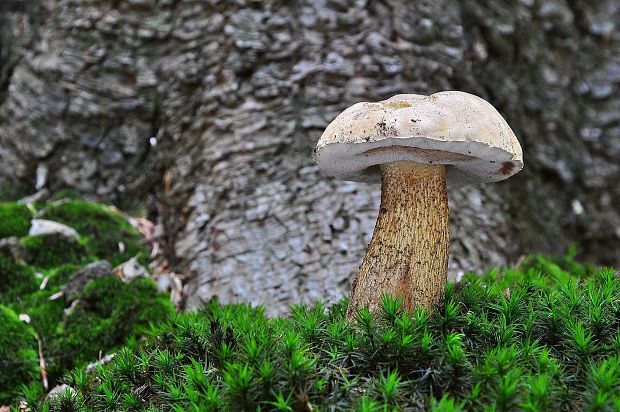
[
  {"left": 0, "top": 236, "right": 26, "bottom": 263},
  {"left": 85, "top": 353, "right": 115, "bottom": 374},
  {"left": 35, "top": 164, "right": 47, "bottom": 190},
  {"left": 62, "top": 260, "right": 112, "bottom": 302},
  {"left": 156, "top": 276, "right": 172, "bottom": 293},
  {"left": 114, "top": 256, "right": 148, "bottom": 281},
  {"left": 28, "top": 219, "right": 80, "bottom": 241},
  {"left": 46, "top": 384, "right": 76, "bottom": 402}
]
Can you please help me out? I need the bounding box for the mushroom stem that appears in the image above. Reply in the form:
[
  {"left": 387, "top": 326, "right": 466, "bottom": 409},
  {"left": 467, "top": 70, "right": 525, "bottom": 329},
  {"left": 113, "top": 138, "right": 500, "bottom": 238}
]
[{"left": 346, "top": 161, "right": 449, "bottom": 321}]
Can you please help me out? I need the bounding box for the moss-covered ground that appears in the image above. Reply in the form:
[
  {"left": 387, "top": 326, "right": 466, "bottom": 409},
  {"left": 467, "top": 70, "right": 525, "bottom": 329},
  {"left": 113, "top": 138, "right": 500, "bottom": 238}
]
[
  {"left": 0, "top": 199, "right": 173, "bottom": 404},
  {"left": 0, "top": 203, "right": 32, "bottom": 238},
  {"left": 2, "top": 197, "right": 619, "bottom": 410},
  {"left": 20, "top": 252, "right": 620, "bottom": 411}
]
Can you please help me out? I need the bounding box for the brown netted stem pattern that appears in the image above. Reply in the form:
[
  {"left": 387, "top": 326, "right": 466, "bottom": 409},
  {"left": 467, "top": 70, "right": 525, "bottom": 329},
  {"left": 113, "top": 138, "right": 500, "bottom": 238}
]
[{"left": 346, "top": 161, "right": 450, "bottom": 321}]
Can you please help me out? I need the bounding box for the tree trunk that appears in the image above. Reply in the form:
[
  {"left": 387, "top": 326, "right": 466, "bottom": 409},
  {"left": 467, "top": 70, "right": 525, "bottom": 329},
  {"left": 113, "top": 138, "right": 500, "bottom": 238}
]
[{"left": 0, "top": 0, "right": 618, "bottom": 315}]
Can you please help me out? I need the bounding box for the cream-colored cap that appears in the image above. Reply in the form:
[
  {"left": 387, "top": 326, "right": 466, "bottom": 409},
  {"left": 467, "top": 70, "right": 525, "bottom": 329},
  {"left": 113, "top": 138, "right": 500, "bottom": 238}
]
[{"left": 314, "top": 91, "right": 523, "bottom": 187}]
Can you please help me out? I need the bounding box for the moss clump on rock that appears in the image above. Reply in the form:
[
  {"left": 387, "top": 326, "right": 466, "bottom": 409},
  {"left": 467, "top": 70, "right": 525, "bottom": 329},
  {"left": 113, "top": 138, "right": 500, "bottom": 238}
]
[
  {"left": 21, "top": 233, "right": 88, "bottom": 268},
  {"left": 0, "top": 305, "right": 39, "bottom": 404},
  {"left": 19, "top": 292, "right": 65, "bottom": 345},
  {"left": 0, "top": 196, "right": 173, "bottom": 405},
  {"left": 38, "top": 256, "right": 620, "bottom": 412},
  {"left": 49, "top": 275, "right": 174, "bottom": 377},
  {"left": 0, "top": 251, "right": 38, "bottom": 303},
  {"left": 43, "top": 263, "right": 84, "bottom": 289},
  {"left": 39, "top": 200, "right": 147, "bottom": 266},
  {"left": 7, "top": 264, "right": 81, "bottom": 346},
  {"left": 0, "top": 202, "right": 32, "bottom": 238}
]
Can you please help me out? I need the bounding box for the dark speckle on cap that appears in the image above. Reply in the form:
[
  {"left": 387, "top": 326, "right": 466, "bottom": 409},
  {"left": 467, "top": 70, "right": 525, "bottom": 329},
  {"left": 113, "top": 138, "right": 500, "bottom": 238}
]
[{"left": 499, "top": 162, "right": 515, "bottom": 175}]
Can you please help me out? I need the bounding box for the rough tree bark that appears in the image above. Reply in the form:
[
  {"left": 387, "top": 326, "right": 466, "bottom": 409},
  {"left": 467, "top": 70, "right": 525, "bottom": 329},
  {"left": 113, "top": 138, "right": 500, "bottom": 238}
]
[{"left": 0, "top": 0, "right": 618, "bottom": 315}]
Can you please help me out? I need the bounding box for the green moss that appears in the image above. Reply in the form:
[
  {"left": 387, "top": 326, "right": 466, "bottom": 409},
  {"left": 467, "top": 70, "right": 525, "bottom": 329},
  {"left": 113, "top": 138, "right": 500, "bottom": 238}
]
[
  {"left": 50, "top": 275, "right": 174, "bottom": 377},
  {"left": 42, "top": 260, "right": 620, "bottom": 411},
  {"left": 16, "top": 291, "right": 64, "bottom": 340},
  {"left": 39, "top": 200, "right": 147, "bottom": 266},
  {"left": 21, "top": 234, "right": 88, "bottom": 268},
  {"left": 0, "top": 247, "right": 84, "bottom": 393},
  {"left": 0, "top": 202, "right": 32, "bottom": 238},
  {"left": 0, "top": 251, "right": 38, "bottom": 303},
  {"left": 9, "top": 265, "right": 81, "bottom": 341},
  {"left": 0, "top": 197, "right": 170, "bottom": 405},
  {"left": 0, "top": 305, "right": 39, "bottom": 404},
  {"left": 3, "top": 265, "right": 75, "bottom": 386},
  {"left": 44, "top": 263, "right": 83, "bottom": 289}
]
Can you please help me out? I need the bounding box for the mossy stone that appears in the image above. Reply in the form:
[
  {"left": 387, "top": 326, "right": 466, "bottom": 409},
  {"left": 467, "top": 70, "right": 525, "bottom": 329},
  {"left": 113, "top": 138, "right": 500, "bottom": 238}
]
[
  {"left": 0, "top": 305, "right": 39, "bottom": 404},
  {"left": 39, "top": 200, "right": 147, "bottom": 266},
  {"left": 0, "top": 203, "right": 33, "bottom": 238},
  {"left": 0, "top": 197, "right": 171, "bottom": 405},
  {"left": 20, "top": 292, "right": 65, "bottom": 342},
  {"left": 44, "top": 263, "right": 83, "bottom": 290},
  {"left": 0, "top": 251, "right": 38, "bottom": 303},
  {"left": 9, "top": 264, "right": 81, "bottom": 338},
  {"left": 50, "top": 275, "right": 174, "bottom": 376},
  {"left": 21, "top": 234, "right": 88, "bottom": 268}
]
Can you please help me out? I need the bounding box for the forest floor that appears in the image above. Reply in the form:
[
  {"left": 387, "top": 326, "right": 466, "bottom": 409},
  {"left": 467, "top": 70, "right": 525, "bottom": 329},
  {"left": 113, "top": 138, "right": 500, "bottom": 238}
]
[{"left": 1, "top": 196, "right": 619, "bottom": 410}]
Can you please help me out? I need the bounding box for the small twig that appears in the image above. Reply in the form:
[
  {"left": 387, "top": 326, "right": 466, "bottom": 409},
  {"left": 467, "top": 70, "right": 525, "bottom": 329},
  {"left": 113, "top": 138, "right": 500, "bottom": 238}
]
[
  {"left": 150, "top": 241, "right": 160, "bottom": 258},
  {"left": 48, "top": 291, "right": 64, "bottom": 301},
  {"left": 39, "top": 275, "right": 49, "bottom": 290},
  {"left": 35, "top": 333, "right": 48, "bottom": 391}
]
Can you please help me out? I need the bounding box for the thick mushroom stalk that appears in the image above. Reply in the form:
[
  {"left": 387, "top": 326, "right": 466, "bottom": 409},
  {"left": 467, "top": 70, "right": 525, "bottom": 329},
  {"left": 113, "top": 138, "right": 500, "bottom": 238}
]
[{"left": 346, "top": 161, "right": 449, "bottom": 320}]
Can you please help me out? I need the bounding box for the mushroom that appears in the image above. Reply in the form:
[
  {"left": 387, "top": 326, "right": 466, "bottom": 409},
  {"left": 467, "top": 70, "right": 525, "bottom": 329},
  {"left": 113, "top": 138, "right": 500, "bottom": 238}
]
[{"left": 314, "top": 91, "right": 523, "bottom": 320}]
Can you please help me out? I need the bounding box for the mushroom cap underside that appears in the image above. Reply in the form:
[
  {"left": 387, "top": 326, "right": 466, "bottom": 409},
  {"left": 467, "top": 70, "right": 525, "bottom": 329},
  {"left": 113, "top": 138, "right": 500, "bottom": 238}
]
[{"left": 314, "top": 91, "right": 523, "bottom": 186}]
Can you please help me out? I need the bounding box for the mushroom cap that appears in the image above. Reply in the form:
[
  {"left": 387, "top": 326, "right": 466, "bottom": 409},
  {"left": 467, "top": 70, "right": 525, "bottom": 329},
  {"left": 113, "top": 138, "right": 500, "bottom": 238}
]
[{"left": 314, "top": 91, "right": 523, "bottom": 187}]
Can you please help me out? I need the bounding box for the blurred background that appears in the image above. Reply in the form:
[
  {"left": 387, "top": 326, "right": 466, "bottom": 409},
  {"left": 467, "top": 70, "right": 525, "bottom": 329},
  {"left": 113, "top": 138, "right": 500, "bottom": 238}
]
[{"left": 0, "top": 0, "right": 618, "bottom": 315}]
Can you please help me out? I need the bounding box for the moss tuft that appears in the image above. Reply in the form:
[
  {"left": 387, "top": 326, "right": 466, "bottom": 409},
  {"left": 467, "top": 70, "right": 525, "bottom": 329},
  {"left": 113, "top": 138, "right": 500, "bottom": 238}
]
[
  {"left": 7, "top": 264, "right": 82, "bottom": 343},
  {"left": 50, "top": 275, "right": 174, "bottom": 377},
  {"left": 0, "top": 202, "right": 33, "bottom": 238},
  {"left": 0, "top": 305, "right": 39, "bottom": 404},
  {"left": 21, "top": 292, "right": 65, "bottom": 343},
  {"left": 0, "top": 196, "right": 172, "bottom": 405},
  {"left": 44, "top": 263, "right": 84, "bottom": 289},
  {"left": 21, "top": 234, "right": 88, "bottom": 268},
  {"left": 40, "top": 260, "right": 620, "bottom": 411},
  {"left": 39, "top": 200, "right": 147, "bottom": 266},
  {"left": 0, "top": 251, "right": 38, "bottom": 302}
]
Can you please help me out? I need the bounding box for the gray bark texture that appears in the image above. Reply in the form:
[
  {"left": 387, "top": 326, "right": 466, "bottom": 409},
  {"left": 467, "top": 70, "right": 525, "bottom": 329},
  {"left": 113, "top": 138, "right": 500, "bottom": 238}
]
[{"left": 1, "top": 0, "right": 619, "bottom": 315}]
